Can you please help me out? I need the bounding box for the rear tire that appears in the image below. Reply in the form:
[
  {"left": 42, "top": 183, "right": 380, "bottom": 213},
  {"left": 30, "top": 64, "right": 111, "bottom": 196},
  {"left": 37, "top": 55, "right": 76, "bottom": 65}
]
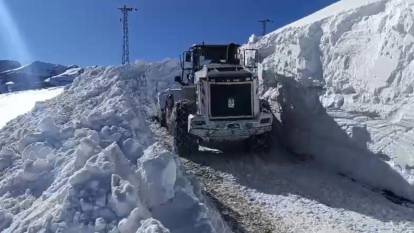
[{"left": 171, "top": 101, "right": 198, "bottom": 156}]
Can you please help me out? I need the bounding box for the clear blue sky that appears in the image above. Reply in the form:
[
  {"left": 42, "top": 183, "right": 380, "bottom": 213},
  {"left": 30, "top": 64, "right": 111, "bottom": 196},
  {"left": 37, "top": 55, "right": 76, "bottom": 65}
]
[{"left": 0, "top": 0, "right": 338, "bottom": 66}]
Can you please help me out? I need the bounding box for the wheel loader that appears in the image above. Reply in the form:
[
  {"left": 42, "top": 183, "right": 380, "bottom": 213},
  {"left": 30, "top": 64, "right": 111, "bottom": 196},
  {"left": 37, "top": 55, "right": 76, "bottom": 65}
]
[{"left": 157, "top": 43, "right": 273, "bottom": 156}]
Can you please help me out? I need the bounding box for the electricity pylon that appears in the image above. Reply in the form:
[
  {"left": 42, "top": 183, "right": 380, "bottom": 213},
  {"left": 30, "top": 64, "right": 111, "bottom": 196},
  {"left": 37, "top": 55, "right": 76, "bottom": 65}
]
[
  {"left": 118, "top": 5, "right": 137, "bottom": 65},
  {"left": 258, "top": 19, "right": 273, "bottom": 36}
]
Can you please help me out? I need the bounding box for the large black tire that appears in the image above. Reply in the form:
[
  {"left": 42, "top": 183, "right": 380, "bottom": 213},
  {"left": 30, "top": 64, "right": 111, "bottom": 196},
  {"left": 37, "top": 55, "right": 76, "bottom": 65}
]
[
  {"left": 171, "top": 101, "right": 198, "bottom": 156},
  {"left": 244, "top": 99, "right": 273, "bottom": 153}
]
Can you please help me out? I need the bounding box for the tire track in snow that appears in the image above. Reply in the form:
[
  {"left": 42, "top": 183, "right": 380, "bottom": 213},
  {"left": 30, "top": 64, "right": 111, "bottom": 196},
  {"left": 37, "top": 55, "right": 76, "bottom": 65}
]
[
  {"left": 182, "top": 157, "right": 283, "bottom": 233},
  {"left": 150, "top": 123, "right": 287, "bottom": 232}
]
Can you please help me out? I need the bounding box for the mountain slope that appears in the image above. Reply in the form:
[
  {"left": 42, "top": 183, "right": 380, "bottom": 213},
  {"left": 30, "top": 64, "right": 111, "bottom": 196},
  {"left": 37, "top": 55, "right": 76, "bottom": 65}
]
[
  {"left": 0, "top": 61, "right": 76, "bottom": 93},
  {"left": 0, "top": 60, "right": 20, "bottom": 73}
]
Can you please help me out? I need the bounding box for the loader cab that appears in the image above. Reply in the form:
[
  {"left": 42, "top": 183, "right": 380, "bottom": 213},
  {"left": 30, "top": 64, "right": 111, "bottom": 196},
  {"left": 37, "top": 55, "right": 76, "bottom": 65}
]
[
  {"left": 188, "top": 43, "right": 240, "bottom": 71},
  {"left": 176, "top": 44, "right": 242, "bottom": 85}
]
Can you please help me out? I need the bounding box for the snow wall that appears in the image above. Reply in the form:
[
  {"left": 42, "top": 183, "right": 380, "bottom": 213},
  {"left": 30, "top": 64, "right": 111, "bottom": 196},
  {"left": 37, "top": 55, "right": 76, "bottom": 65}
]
[
  {"left": 0, "top": 61, "right": 229, "bottom": 233},
  {"left": 246, "top": 0, "right": 414, "bottom": 201}
]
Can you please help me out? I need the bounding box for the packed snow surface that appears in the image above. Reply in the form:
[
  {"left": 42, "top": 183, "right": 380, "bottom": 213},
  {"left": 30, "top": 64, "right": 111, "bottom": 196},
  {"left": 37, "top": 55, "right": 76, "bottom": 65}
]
[
  {"left": 245, "top": 0, "right": 414, "bottom": 202},
  {"left": 0, "top": 62, "right": 229, "bottom": 233},
  {"left": 0, "top": 87, "right": 63, "bottom": 129}
]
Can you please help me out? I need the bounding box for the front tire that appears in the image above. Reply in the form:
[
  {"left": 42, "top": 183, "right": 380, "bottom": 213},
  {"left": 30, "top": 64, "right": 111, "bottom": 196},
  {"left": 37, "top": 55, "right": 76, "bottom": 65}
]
[{"left": 171, "top": 101, "right": 198, "bottom": 156}]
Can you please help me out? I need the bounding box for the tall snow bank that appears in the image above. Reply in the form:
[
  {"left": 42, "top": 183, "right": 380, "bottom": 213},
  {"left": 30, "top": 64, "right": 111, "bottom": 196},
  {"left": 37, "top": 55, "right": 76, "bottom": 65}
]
[
  {"left": 0, "top": 62, "right": 228, "bottom": 232},
  {"left": 246, "top": 0, "right": 414, "bottom": 201}
]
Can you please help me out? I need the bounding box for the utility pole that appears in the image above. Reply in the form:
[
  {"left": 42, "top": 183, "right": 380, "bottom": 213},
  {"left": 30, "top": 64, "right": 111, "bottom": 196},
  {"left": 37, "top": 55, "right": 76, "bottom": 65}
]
[
  {"left": 118, "top": 5, "right": 137, "bottom": 65},
  {"left": 258, "top": 19, "right": 273, "bottom": 36}
]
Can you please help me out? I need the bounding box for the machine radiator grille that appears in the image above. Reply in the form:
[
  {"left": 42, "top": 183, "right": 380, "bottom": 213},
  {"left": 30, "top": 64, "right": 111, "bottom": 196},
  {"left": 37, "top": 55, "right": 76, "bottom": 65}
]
[{"left": 210, "top": 83, "right": 252, "bottom": 118}]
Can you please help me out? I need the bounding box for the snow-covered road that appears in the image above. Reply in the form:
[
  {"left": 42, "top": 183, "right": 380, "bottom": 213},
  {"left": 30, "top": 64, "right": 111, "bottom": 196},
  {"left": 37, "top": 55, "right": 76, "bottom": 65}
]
[
  {"left": 184, "top": 147, "right": 414, "bottom": 233},
  {"left": 0, "top": 87, "right": 63, "bottom": 128}
]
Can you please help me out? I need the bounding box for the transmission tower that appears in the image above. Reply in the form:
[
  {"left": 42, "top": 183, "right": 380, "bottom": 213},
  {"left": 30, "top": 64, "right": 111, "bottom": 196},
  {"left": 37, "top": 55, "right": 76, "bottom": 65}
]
[
  {"left": 258, "top": 19, "right": 273, "bottom": 36},
  {"left": 118, "top": 5, "right": 137, "bottom": 65}
]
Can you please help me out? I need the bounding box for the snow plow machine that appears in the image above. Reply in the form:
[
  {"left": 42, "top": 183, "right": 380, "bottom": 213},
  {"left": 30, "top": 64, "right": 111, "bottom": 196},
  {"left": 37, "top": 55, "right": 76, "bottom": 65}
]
[{"left": 157, "top": 43, "right": 273, "bottom": 156}]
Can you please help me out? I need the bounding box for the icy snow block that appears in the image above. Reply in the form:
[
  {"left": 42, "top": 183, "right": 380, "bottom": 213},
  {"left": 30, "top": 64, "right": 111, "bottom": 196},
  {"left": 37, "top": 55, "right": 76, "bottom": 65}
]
[
  {"left": 21, "top": 142, "right": 53, "bottom": 161},
  {"left": 73, "top": 137, "right": 101, "bottom": 169},
  {"left": 86, "top": 109, "right": 118, "bottom": 130},
  {"left": 0, "top": 148, "right": 17, "bottom": 171},
  {"left": 117, "top": 208, "right": 151, "bottom": 233},
  {"left": 109, "top": 174, "right": 141, "bottom": 218},
  {"left": 100, "top": 125, "right": 123, "bottom": 143},
  {"left": 70, "top": 143, "right": 131, "bottom": 188},
  {"left": 139, "top": 152, "right": 177, "bottom": 207},
  {"left": 136, "top": 218, "right": 170, "bottom": 233},
  {"left": 74, "top": 128, "right": 100, "bottom": 143},
  {"left": 138, "top": 147, "right": 177, "bottom": 207},
  {"left": 122, "top": 138, "right": 144, "bottom": 162},
  {"left": 20, "top": 159, "right": 51, "bottom": 182},
  {"left": 18, "top": 133, "right": 45, "bottom": 151},
  {"left": 39, "top": 117, "right": 61, "bottom": 138},
  {"left": 59, "top": 126, "right": 75, "bottom": 140}
]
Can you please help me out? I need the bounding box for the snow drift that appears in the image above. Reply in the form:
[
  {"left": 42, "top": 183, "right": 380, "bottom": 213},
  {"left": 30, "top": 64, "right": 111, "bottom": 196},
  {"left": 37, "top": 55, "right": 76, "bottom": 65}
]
[
  {"left": 0, "top": 61, "right": 229, "bottom": 233},
  {"left": 246, "top": 0, "right": 414, "bottom": 201}
]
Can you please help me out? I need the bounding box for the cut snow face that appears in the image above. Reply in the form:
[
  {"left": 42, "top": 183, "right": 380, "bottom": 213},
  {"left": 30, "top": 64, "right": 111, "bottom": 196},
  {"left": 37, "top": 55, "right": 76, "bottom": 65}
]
[
  {"left": 0, "top": 62, "right": 228, "bottom": 233},
  {"left": 0, "top": 87, "right": 63, "bottom": 129},
  {"left": 246, "top": 0, "right": 414, "bottom": 202}
]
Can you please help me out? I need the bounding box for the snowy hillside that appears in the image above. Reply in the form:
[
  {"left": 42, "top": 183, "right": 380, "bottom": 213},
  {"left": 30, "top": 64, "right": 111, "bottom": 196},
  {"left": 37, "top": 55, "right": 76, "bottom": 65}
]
[
  {"left": 0, "top": 87, "right": 63, "bottom": 128},
  {"left": 0, "top": 60, "right": 20, "bottom": 73},
  {"left": 0, "top": 62, "right": 229, "bottom": 233},
  {"left": 0, "top": 61, "right": 76, "bottom": 93},
  {"left": 246, "top": 0, "right": 414, "bottom": 201}
]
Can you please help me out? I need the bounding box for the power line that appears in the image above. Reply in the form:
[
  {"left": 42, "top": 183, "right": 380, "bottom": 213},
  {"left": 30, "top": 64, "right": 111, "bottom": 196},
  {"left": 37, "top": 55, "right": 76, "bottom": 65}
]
[
  {"left": 258, "top": 19, "right": 273, "bottom": 36},
  {"left": 118, "top": 5, "right": 137, "bottom": 65}
]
